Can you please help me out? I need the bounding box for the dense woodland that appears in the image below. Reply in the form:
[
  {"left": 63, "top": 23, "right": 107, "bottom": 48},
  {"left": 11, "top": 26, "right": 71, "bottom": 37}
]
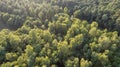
[{"left": 0, "top": 0, "right": 120, "bottom": 67}]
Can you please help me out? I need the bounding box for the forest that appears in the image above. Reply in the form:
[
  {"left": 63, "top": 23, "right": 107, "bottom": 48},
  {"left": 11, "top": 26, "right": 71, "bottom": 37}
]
[{"left": 0, "top": 0, "right": 120, "bottom": 67}]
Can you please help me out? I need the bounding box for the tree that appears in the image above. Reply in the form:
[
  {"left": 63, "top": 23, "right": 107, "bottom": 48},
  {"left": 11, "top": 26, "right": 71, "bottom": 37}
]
[
  {"left": 2, "top": 13, "right": 9, "bottom": 23},
  {"left": 64, "top": 7, "right": 68, "bottom": 13},
  {"left": 80, "top": 58, "right": 92, "bottom": 67},
  {"left": 89, "top": 27, "right": 97, "bottom": 36},
  {"left": 5, "top": 52, "right": 18, "bottom": 61},
  {"left": 7, "top": 33, "right": 21, "bottom": 51},
  {"left": 65, "top": 58, "right": 79, "bottom": 67}
]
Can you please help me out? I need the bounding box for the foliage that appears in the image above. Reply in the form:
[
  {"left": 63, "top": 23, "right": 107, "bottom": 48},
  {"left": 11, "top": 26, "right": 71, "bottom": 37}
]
[{"left": 0, "top": 0, "right": 120, "bottom": 67}]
